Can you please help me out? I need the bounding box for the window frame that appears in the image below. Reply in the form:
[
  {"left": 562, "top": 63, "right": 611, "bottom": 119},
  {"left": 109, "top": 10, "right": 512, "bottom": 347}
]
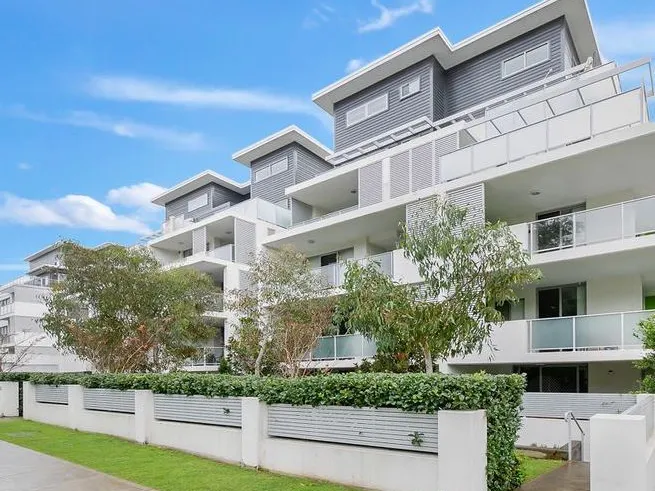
[
  {"left": 254, "top": 156, "right": 289, "bottom": 183},
  {"left": 345, "top": 93, "right": 389, "bottom": 127},
  {"left": 501, "top": 42, "right": 550, "bottom": 79},
  {"left": 187, "top": 193, "right": 209, "bottom": 213},
  {"left": 398, "top": 76, "right": 421, "bottom": 100}
]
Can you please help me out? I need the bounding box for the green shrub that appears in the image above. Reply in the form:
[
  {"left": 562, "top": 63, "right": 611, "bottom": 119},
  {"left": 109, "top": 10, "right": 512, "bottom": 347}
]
[{"left": 2, "top": 371, "right": 525, "bottom": 491}]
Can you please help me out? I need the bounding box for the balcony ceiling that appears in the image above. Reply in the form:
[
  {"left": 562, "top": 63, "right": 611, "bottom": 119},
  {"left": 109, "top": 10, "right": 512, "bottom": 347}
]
[
  {"left": 289, "top": 169, "right": 359, "bottom": 211},
  {"left": 485, "top": 128, "right": 655, "bottom": 224}
]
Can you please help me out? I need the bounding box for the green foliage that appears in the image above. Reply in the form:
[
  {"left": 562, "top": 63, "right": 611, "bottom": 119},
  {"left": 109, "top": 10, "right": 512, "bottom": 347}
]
[
  {"left": 635, "top": 315, "right": 655, "bottom": 392},
  {"left": 337, "top": 197, "right": 540, "bottom": 373},
  {"left": 41, "top": 241, "right": 220, "bottom": 372},
  {"left": 8, "top": 371, "right": 525, "bottom": 490}
]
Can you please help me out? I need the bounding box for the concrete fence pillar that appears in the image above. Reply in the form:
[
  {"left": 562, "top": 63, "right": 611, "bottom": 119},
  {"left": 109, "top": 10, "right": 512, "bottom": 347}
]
[
  {"left": 438, "top": 409, "right": 487, "bottom": 491},
  {"left": 591, "top": 414, "right": 648, "bottom": 491},
  {"left": 134, "top": 390, "right": 154, "bottom": 444},
  {"left": 241, "top": 397, "right": 267, "bottom": 468},
  {"left": 67, "top": 385, "right": 84, "bottom": 430},
  {"left": 0, "top": 381, "right": 19, "bottom": 417},
  {"left": 22, "top": 382, "right": 34, "bottom": 420}
]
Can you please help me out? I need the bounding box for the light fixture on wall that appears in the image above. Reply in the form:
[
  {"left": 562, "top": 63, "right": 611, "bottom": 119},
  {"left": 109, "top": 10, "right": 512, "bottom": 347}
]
[
  {"left": 308, "top": 239, "right": 316, "bottom": 244},
  {"left": 350, "top": 189, "right": 357, "bottom": 194},
  {"left": 225, "top": 231, "right": 232, "bottom": 235},
  {"left": 530, "top": 190, "right": 541, "bottom": 196}
]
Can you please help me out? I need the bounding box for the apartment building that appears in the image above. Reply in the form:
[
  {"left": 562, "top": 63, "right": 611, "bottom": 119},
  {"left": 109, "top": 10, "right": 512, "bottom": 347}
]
[
  {"left": 150, "top": 0, "right": 655, "bottom": 391},
  {"left": 0, "top": 244, "right": 88, "bottom": 372}
]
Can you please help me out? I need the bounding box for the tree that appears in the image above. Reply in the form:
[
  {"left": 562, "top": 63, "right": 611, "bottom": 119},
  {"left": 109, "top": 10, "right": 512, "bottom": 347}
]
[
  {"left": 635, "top": 315, "right": 655, "bottom": 392},
  {"left": 41, "top": 241, "right": 219, "bottom": 372},
  {"left": 338, "top": 197, "right": 540, "bottom": 374},
  {"left": 227, "top": 245, "right": 337, "bottom": 377}
]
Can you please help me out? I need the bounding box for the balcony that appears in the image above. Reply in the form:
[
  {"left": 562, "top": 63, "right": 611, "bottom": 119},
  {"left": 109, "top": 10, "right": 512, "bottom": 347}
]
[
  {"left": 305, "top": 334, "right": 377, "bottom": 361},
  {"left": 185, "top": 346, "right": 225, "bottom": 368},
  {"left": 0, "top": 303, "right": 13, "bottom": 316},
  {"left": 164, "top": 244, "right": 235, "bottom": 269},
  {"left": 312, "top": 251, "right": 396, "bottom": 288},
  {"left": 529, "top": 310, "right": 650, "bottom": 353},
  {"left": 510, "top": 195, "right": 655, "bottom": 256},
  {"left": 441, "top": 87, "right": 647, "bottom": 182}
]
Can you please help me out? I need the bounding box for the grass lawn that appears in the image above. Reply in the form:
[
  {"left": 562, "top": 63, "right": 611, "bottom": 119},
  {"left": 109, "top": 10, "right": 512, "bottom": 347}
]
[
  {"left": 0, "top": 419, "right": 358, "bottom": 491},
  {"left": 520, "top": 455, "right": 566, "bottom": 483}
]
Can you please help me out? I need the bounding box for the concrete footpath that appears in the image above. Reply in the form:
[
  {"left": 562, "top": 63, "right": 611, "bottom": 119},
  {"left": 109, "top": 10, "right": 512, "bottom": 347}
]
[
  {"left": 0, "top": 440, "right": 151, "bottom": 491},
  {"left": 519, "top": 462, "right": 590, "bottom": 491}
]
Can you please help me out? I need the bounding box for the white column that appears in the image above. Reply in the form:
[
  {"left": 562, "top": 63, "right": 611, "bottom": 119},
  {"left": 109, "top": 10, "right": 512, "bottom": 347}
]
[
  {"left": 438, "top": 410, "right": 487, "bottom": 491},
  {"left": 0, "top": 382, "right": 19, "bottom": 417},
  {"left": 134, "top": 390, "right": 154, "bottom": 444},
  {"left": 67, "top": 385, "right": 84, "bottom": 430},
  {"left": 352, "top": 238, "right": 370, "bottom": 260},
  {"left": 22, "top": 382, "right": 34, "bottom": 420},
  {"left": 591, "top": 414, "right": 648, "bottom": 491},
  {"left": 241, "top": 397, "right": 267, "bottom": 468}
]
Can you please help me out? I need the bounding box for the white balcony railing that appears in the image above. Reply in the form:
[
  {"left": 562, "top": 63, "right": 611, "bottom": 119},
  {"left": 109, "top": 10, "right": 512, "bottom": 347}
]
[
  {"left": 208, "top": 244, "right": 235, "bottom": 261},
  {"left": 441, "top": 87, "right": 647, "bottom": 182},
  {"left": 312, "top": 251, "right": 395, "bottom": 288},
  {"left": 512, "top": 195, "right": 655, "bottom": 255},
  {"left": 164, "top": 244, "right": 235, "bottom": 269},
  {"left": 291, "top": 205, "right": 359, "bottom": 228},
  {"left": 529, "top": 310, "right": 652, "bottom": 353},
  {"left": 305, "top": 334, "right": 377, "bottom": 361},
  {"left": 0, "top": 303, "right": 14, "bottom": 316}
]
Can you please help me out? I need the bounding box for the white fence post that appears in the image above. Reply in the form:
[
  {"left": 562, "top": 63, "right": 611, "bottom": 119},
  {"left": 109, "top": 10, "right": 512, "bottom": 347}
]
[
  {"left": 438, "top": 410, "right": 487, "bottom": 491},
  {"left": 23, "top": 382, "right": 34, "bottom": 420},
  {"left": 241, "top": 397, "right": 266, "bottom": 468},
  {"left": 0, "top": 382, "right": 19, "bottom": 417},
  {"left": 67, "top": 385, "right": 84, "bottom": 430},
  {"left": 590, "top": 414, "right": 648, "bottom": 491},
  {"left": 134, "top": 390, "right": 154, "bottom": 444}
]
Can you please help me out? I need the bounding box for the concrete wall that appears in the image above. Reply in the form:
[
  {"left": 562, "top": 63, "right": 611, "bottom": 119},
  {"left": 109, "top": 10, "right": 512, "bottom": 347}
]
[
  {"left": 588, "top": 362, "right": 641, "bottom": 393},
  {"left": 0, "top": 382, "right": 19, "bottom": 417},
  {"left": 586, "top": 275, "right": 644, "bottom": 314},
  {"left": 21, "top": 383, "right": 488, "bottom": 491}
]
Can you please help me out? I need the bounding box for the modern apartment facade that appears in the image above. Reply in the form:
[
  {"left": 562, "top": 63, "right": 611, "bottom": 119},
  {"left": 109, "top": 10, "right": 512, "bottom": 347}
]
[
  {"left": 0, "top": 244, "right": 89, "bottom": 372},
  {"left": 149, "top": 0, "right": 655, "bottom": 391}
]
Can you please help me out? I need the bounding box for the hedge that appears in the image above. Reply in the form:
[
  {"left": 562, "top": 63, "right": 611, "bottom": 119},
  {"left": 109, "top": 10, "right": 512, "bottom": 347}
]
[{"left": 0, "top": 371, "right": 525, "bottom": 491}]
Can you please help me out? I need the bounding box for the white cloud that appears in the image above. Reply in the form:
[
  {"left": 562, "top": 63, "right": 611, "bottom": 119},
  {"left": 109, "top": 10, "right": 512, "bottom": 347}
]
[
  {"left": 106, "top": 182, "right": 166, "bottom": 213},
  {"left": 358, "top": 0, "right": 433, "bottom": 33},
  {"left": 0, "top": 192, "right": 153, "bottom": 235},
  {"left": 346, "top": 58, "right": 367, "bottom": 73},
  {"left": 86, "top": 75, "right": 321, "bottom": 119},
  {"left": 303, "top": 3, "right": 335, "bottom": 29},
  {"left": 8, "top": 106, "right": 206, "bottom": 151},
  {"left": 595, "top": 20, "right": 655, "bottom": 58},
  {"left": 0, "top": 264, "right": 26, "bottom": 272},
  {"left": 17, "top": 162, "right": 32, "bottom": 171}
]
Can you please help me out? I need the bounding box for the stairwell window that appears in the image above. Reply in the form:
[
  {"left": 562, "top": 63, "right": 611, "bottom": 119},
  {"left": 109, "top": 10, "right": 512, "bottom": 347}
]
[
  {"left": 399, "top": 77, "right": 421, "bottom": 100},
  {"left": 502, "top": 43, "right": 550, "bottom": 78},
  {"left": 346, "top": 93, "right": 388, "bottom": 127}
]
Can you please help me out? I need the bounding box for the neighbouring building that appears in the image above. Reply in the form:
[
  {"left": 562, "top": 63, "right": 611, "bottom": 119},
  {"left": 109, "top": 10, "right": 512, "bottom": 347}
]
[
  {"left": 149, "top": 0, "right": 655, "bottom": 392},
  {"left": 0, "top": 243, "right": 89, "bottom": 372}
]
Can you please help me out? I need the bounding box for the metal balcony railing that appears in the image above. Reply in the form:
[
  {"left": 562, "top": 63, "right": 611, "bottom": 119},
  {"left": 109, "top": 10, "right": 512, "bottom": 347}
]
[
  {"left": 529, "top": 310, "right": 652, "bottom": 353},
  {"left": 305, "top": 334, "right": 377, "bottom": 361},
  {"left": 511, "top": 195, "right": 655, "bottom": 255}
]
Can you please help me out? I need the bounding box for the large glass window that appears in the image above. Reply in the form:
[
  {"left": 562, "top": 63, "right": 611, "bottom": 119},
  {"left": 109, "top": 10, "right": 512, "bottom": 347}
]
[
  {"left": 514, "top": 364, "right": 588, "bottom": 393},
  {"left": 537, "top": 284, "right": 587, "bottom": 319}
]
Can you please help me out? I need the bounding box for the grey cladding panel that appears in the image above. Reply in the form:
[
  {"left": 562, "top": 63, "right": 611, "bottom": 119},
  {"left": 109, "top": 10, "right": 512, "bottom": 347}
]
[
  {"left": 28, "top": 248, "right": 62, "bottom": 271},
  {"left": 358, "top": 161, "right": 383, "bottom": 207},
  {"left": 334, "top": 58, "right": 437, "bottom": 152},
  {"left": 390, "top": 151, "right": 410, "bottom": 199},
  {"left": 268, "top": 405, "right": 438, "bottom": 454},
  {"left": 446, "top": 183, "right": 485, "bottom": 226},
  {"left": 35, "top": 385, "right": 68, "bottom": 405},
  {"left": 295, "top": 145, "right": 332, "bottom": 184},
  {"left": 83, "top": 388, "right": 135, "bottom": 414},
  {"left": 445, "top": 19, "right": 565, "bottom": 115},
  {"left": 432, "top": 59, "right": 447, "bottom": 121},
  {"left": 154, "top": 394, "right": 242, "bottom": 427},
  {"left": 234, "top": 219, "right": 256, "bottom": 264},
  {"left": 211, "top": 184, "right": 248, "bottom": 209},
  {"left": 250, "top": 145, "right": 296, "bottom": 204},
  {"left": 165, "top": 184, "right": 211, "bottom": 221},
  {"left": 411, "top": 142, "right": 433, "bottom": 192},
  {"left": 521, "top": 392, "right": 636, "bottom": 420}
]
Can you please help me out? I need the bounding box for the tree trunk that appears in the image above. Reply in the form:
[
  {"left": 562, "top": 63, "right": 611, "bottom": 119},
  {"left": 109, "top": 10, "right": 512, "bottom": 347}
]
[
  {"left": 254, "top": 343, "right": 266, "bottom": 377},
  {"left": 423, "top": 346, "right": 434, "bottom": 374}
]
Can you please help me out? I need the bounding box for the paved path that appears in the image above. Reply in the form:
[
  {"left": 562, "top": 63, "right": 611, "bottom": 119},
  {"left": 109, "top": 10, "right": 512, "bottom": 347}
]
[
  {"left": 519, "top": 462, "right": 590, "bottom": 491},
  {"left": 0, "top": 440, "right": 151, "bottom": 491}
]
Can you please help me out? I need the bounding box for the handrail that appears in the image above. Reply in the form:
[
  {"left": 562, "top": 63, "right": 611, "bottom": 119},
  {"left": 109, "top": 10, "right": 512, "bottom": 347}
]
[{"left": 565, "top": 411, "right": 585, "bottom": 462}]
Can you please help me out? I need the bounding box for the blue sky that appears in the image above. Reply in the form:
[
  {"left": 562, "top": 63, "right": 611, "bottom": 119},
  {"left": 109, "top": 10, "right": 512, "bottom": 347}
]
[{"left": 0, "top": 0, "right": 654, "bottom": 283}]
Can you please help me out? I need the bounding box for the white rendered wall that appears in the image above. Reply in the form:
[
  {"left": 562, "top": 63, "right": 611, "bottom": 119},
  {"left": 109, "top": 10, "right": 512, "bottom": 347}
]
[
  {"left": 0, "top": 382, "right": 19, "bottom": 417},
  {"left": 588, "top": 362, "right": 642, "bottom": 393},
  {"left": 586, "top": 275, "right": 643, "bottom": 314}
]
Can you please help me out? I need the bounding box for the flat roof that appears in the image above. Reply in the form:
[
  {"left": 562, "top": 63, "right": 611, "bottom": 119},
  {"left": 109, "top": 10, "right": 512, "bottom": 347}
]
[
  {"left": 232, "top": 125, "right": 332, "bottom": 167},
  {"left": 313, "top": 0, "right": 599, "bottom": 114},
  {"left": 24, "top": 242, "right": 62, "bottom": 263},
  {"left": 152, "top": 170, "right": 250, "bottom": 206}
]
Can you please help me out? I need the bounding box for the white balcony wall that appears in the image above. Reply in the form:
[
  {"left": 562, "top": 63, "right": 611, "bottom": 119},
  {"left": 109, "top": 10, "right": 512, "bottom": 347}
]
[
  {"left": 587, "top": 275, "right": 644, "bottom": 315},
  {"left": 392, "top": 250, "right": 422, "bottom": 284}
]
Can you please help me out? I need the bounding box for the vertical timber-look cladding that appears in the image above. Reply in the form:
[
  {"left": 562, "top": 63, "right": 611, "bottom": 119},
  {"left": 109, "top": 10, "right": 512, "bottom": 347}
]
[
  {"left": 445, "top": 19, "right": 566, "bottom": 115},
  {"left": 234, "top": 219, "right": 256, "bottom": 264},
  {"left": 334, "top": 58, "right": 439, "bottom": 152}
]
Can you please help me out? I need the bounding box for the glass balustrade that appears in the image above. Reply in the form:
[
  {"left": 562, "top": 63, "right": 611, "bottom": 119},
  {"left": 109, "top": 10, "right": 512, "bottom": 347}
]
[{"left": 307, "top": 334, "right": 377, "bottom": 361}]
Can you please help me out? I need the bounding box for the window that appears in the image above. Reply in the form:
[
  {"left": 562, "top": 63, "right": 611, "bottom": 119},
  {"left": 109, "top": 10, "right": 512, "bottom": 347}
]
[
  {"left": 346, "top": 93, "right": 389, "bottom": 127},
  {"left": 502, "top": 43, "right": 550, "bottom": 78},
  {"left": 254, "top": 157, "right": 288, "bottom": 183},
  {"left": 187, "top": 194, "right": 208, "bottom": 212},
  {"left": 399, "top": 77, "right": 421, "bottom": 99}
]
